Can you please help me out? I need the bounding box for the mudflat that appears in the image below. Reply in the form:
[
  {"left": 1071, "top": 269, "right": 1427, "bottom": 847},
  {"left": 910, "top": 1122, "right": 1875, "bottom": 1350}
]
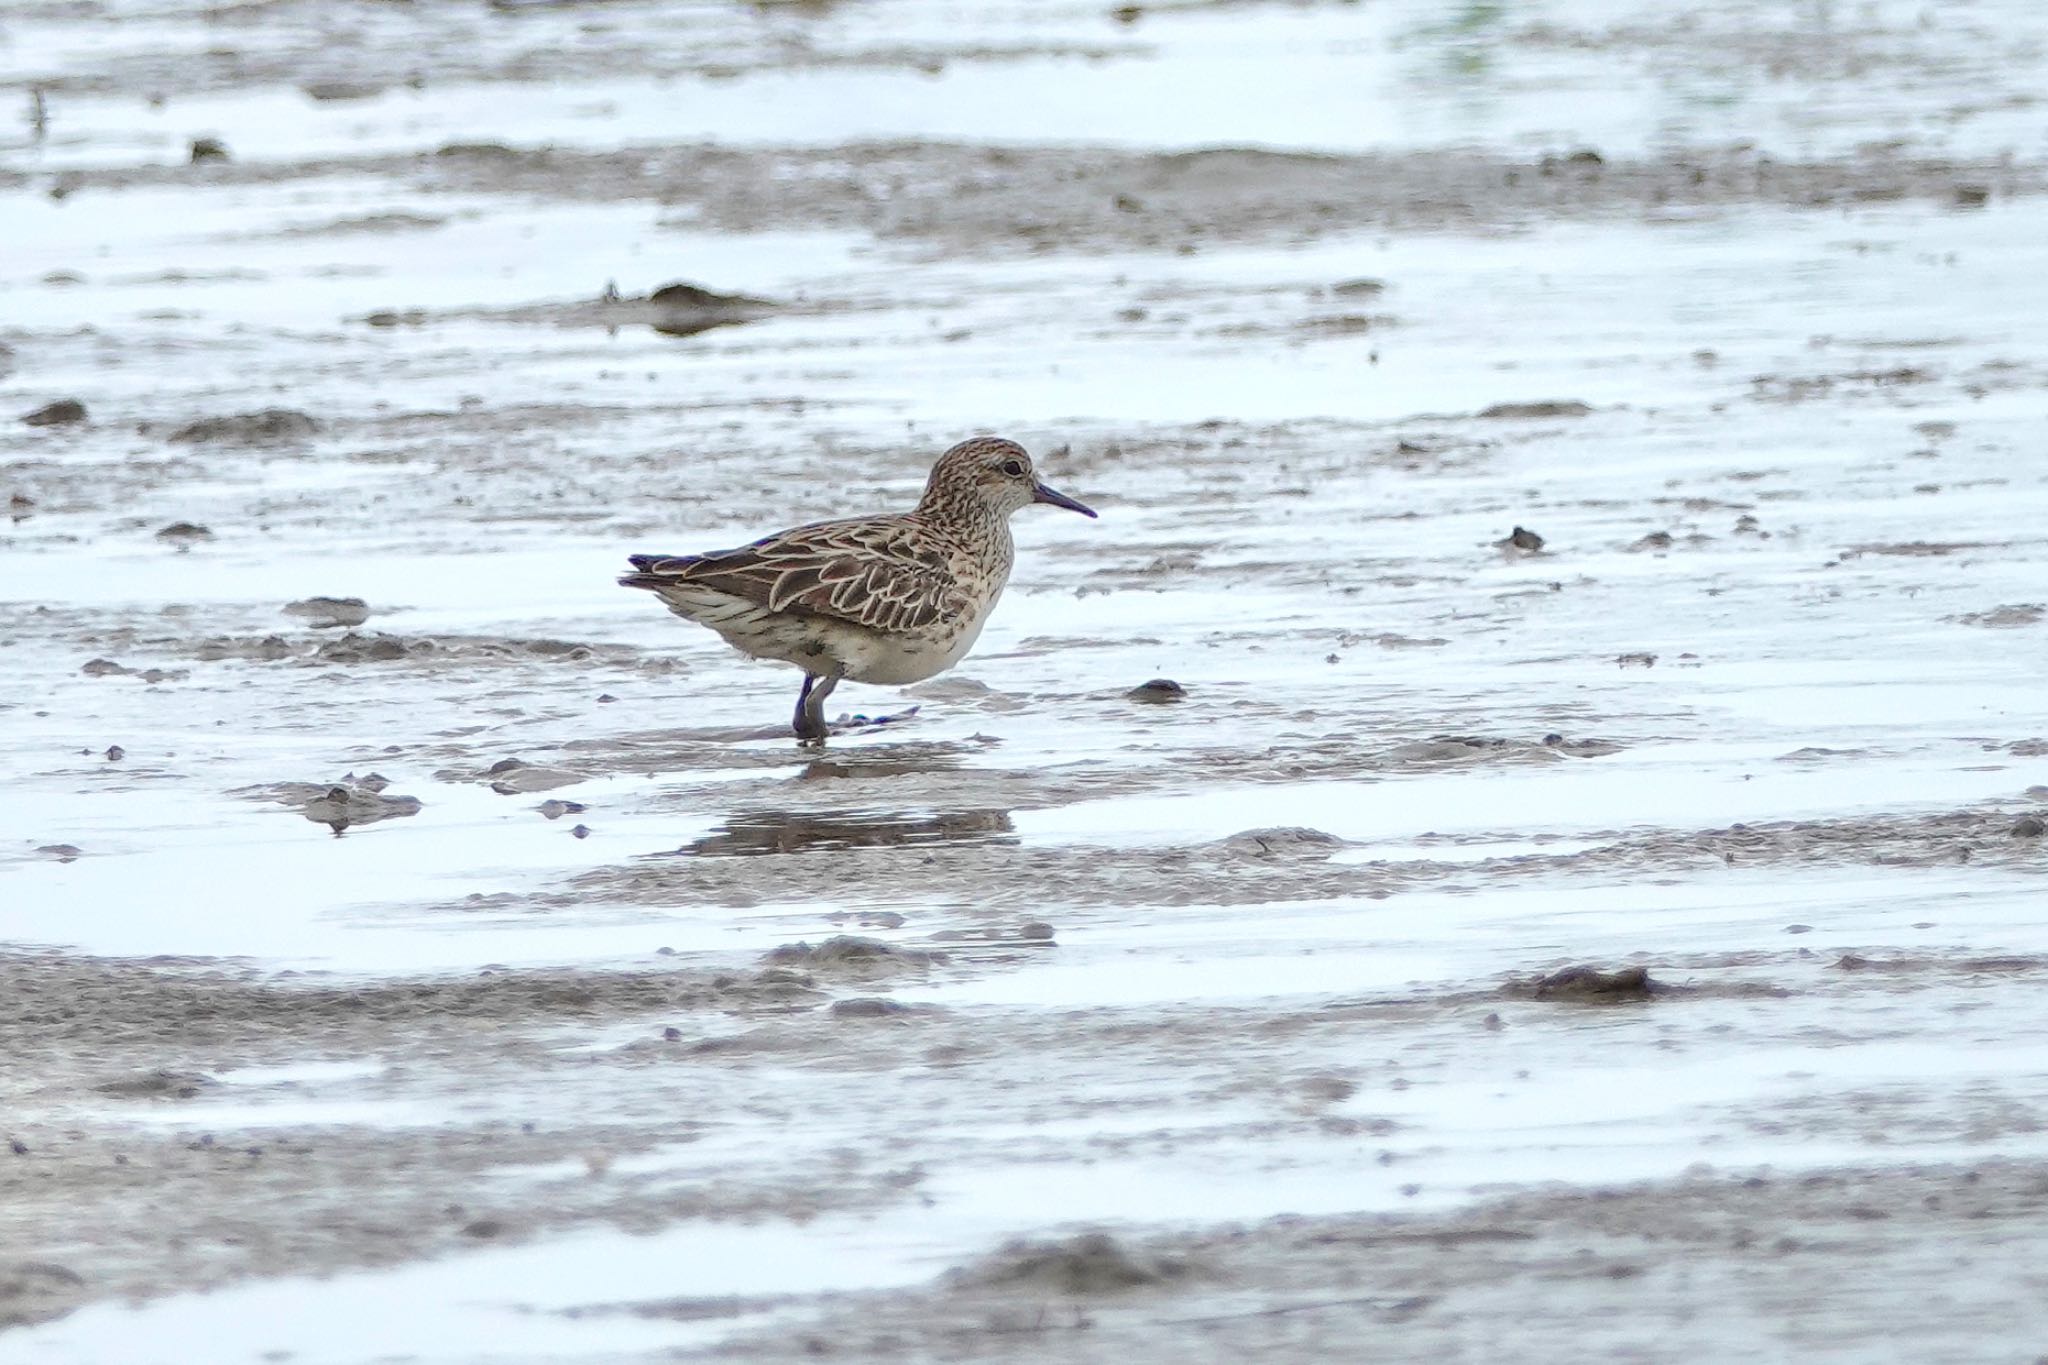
[{"left": 4, "top": 0, "right": 2048, "bottom": 1360}]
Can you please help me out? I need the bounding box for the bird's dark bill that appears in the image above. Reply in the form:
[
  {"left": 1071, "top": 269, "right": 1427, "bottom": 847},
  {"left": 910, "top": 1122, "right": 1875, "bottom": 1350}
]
[{"left": 1032, "top": 482, "right": 1098, "bottom": 517}]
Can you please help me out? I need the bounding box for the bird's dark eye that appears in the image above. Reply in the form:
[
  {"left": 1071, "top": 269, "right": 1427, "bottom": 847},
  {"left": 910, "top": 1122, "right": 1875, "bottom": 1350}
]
[{"left": 1000, "top": 458, "right": 1025, "bottom": 478}]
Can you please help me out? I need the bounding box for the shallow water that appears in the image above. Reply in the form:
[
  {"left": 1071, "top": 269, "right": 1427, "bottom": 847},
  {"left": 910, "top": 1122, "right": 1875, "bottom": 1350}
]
[{"left": 5, "top": 0, "right": 2048, "bottom": 1360}]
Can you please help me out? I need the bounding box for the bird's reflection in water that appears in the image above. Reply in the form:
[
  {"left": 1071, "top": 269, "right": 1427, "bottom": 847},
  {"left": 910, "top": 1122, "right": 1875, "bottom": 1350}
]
[
  {"left": 669, "top": 808, "right": 1015, "bottom": 858},
  {"left": 789, "top": 740, "right": 980, "bottom": 782}
]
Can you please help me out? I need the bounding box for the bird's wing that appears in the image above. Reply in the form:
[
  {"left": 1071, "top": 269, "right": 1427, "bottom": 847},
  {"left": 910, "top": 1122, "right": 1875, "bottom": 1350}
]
[{"left": 622, "top": 516, "right": 971, "bottom": 633}]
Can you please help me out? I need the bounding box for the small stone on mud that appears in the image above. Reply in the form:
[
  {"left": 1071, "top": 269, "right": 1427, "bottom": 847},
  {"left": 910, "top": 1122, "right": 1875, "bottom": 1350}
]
[
  {"left": 1127, "top": 678, "right": 1186, "bottom": 703},
  {"left": 1527, "top": 965, "right": 1660, "bottom": 1002},
  {"left": 1629, "top": 531, "right": 1675, "bottom": 552},
  {"left": 1498, "top": 525, "right": 1545, "bottom": 552},
  {"left": 35, "top": 844, "right": 83, "bottom": 862},
  {"left": 1332, "top": 276, "right": 1387, "bottom": 297},
  {"left": 662, "top": 1026, "right": 682, "bottom": 1041},
  {"left": 104, "top": 745, "right": 124, "bottom": 762},
  {"left": 1019, "top": 921, "right": 1056, "bottom": 941},
  {"left": 283, "top": 596, "right": 371, "bottom": 629},
  {"left": 538, "top": 799, "right": 588, "bottom": 820},
  {"left": 154, "top": 522, "right": 214, "bottom": 545},
  {"left": 460, "top": 1218, "right": 508, "bottom": 1240},
  {"left": 570, "top": 824, "right": 591, "bottom": 839},
  {"left": 188, "top": 137, "right": 229, "bottom": 163},
  {"left": 831, "top": 997, "right": 910, "bottom": 1019},
  {"left": 1786, "top": 924, "right": 1814, "bottom": 934},
  {"left": 166, "top": 408, "right": 318, "bottom": 446},
  {"left": 81, "top": 658, "right": 129, "bottom": 677},
  {"left": 1617, "top": 652, "right": 1658, "bottom": 668},
  {"left": 2012, "top": 816, "right": 2045, "bottom": 839},
  {"left": 596, "top": 693, "right": 618, "bottom": 703},
  {"left": 20, "top": 398, "right": 86, "bottom": 427}
]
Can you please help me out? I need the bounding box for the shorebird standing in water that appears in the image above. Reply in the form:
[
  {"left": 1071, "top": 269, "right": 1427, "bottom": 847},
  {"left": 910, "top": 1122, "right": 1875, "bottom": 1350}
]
[{"left": 620, "top": 436, "right": 1097, "bottom": 742}]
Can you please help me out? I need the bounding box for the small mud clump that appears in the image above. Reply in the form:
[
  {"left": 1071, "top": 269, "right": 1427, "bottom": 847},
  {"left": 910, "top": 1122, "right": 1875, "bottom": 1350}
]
[
  {"left": 2013, "top": 816, "right": 2045, "bottom": 839},
  {"left": 954, "top": 1231, "right": 1187, "bottom": 1295},
  {"left": 1477, "top": 400, "right": 1591, "bottom": 420},
  {"left": 1521, "top": 965, "right": 1662, "bottom": 1002},
  {"left": 470, "top": 757, "right": 586, "bottom": 795},
  {"left": 830, "top": 997, "right": 913, "bottom": 1019},
  {"left": 237, "top": 780, "right": 423, "bottom": 834},
  {"left": 93, "top": 1069, "right": 214, "bottom": 1100},
  {"left": 1127, "top": 678, "right": 1186, "bottom": 703},
  {"left": 20, "top": 399, "right": 86, "bottom": 427},
  {"left": 647, "top": 280, "right": 776, "bottom": 337},
  {"left": 1954, "top": 604, "right": 2045, "bottom": 629},
  {"left": 283, "top": 596, "right": 372, "bottom": 629},
  {"left": 154, "top": 522, "right": 214, "bottom": 546},
  {"left": 761, "top": 936, "right": 937, "bottom": 977},
  {"left": 188, "top": 137, "right": 229, "bottom": 163},
  {"left": 1214, "top": 827, "right": 1345, "bottom": 860},
  {"left": 0, "top": 1260, "right": 87, "bottom": 1331},
  {"left": 166, "top": 408, "right": 319, "bottom": 447}
]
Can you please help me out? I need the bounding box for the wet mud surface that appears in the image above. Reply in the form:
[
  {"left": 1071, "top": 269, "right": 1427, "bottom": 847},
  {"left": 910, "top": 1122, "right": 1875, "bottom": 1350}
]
[
  {"left": 696, "top": 1160, "right": 2048, "bottom": 1363},
  {"left": 6, "top": 0, "right": 2048, "bottom": 1360}
]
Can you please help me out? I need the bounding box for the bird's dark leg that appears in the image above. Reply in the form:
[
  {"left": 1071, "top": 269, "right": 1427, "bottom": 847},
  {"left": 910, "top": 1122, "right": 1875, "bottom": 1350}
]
[
  {"left": 793, "top": 673, "right": 840, "bottom": 743},
  {"left": 793, "top": 675, "right": 818, "bottom": 740}
]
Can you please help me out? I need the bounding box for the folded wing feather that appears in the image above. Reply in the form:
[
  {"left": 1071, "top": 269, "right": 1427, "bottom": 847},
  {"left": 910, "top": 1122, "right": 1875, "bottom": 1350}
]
[{"left": 624, "top": 518, "right": 969, "bottom": 634}]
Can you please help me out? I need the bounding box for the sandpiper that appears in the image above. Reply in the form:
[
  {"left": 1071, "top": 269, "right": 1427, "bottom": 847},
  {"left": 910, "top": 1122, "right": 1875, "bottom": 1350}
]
[{"left": 620, "top": 436, "right": 1097, "bottom": 741}]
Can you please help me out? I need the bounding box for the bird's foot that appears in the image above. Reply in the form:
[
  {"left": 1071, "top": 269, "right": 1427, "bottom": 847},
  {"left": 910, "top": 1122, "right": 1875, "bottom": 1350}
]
[
  {"left": 838, "top": 705, "right": 921, "bottom": 733},
  {"left": 789, "top": 705, "right": 920, "bottom": 744}
]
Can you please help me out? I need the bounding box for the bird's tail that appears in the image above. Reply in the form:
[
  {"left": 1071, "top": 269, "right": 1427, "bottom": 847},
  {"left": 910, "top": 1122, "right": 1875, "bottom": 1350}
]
[{"left": 618, "top": 552, "right": 690, "bottom": 590}]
